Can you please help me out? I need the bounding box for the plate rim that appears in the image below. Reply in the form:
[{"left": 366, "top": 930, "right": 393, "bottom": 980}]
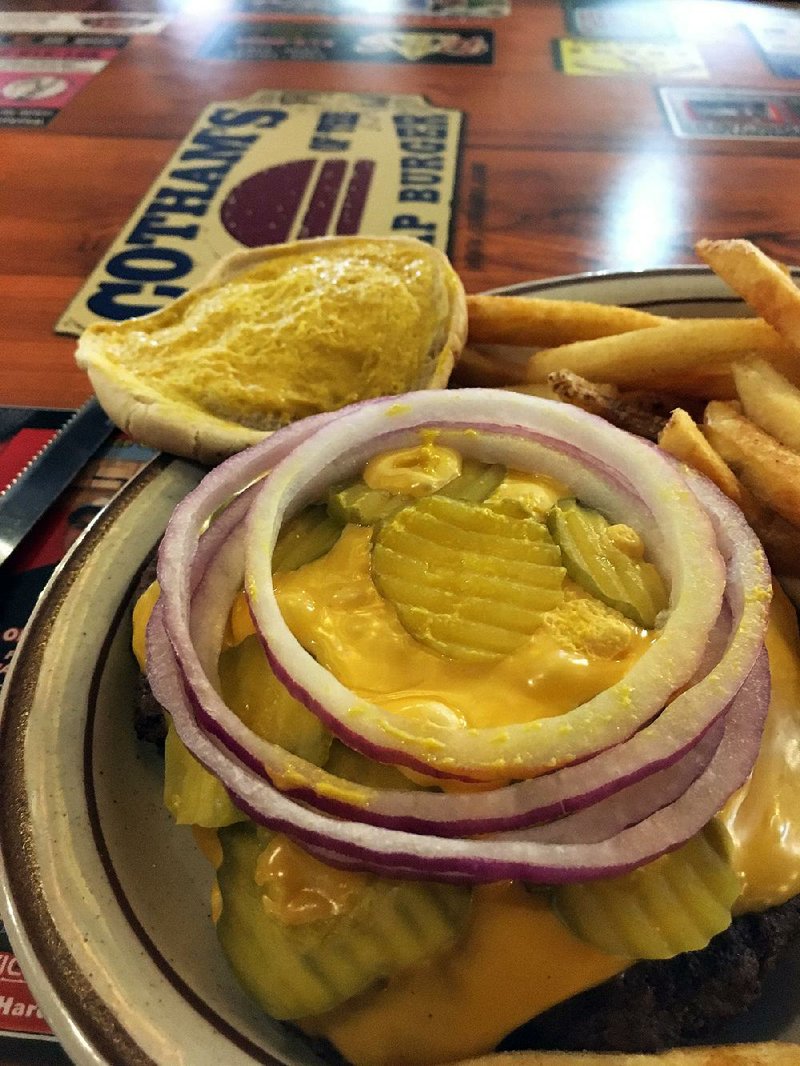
[
  {"left": 486, "top": 263, "right": 800, "bottom": 297},
  {"left": 0, "top": 454, "right": 177, "bottom": 1066},
  {"left": 1, "top": 264, "right": 797, "bottom": 1065}
]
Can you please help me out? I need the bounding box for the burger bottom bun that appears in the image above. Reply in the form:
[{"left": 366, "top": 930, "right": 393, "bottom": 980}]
[{"left": 456, "top": 1043, "right": 800, "bottom": 1065}]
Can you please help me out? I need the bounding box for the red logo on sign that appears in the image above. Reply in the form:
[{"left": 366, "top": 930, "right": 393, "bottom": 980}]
[{"left": 0, "top": 952, "right": 52, "bottom": 1037}]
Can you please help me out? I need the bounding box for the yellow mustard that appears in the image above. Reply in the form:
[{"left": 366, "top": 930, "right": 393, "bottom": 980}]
[{"left": 95, "top": 240, "right": 455, "bottom": 429}]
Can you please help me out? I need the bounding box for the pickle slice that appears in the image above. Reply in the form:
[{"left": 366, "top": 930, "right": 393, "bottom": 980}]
[
  {"left": 163, "top": 721, "right": 244, "bottom": 828},
  {"left": 272, "top": 504, "right": 343, "bottom": 573},
  {"left": 372, "top": 495, "right": 565, "bottom": 662},
  {"left": 216, "top": 822, "right": 471, "bottom": 1019},
  {"left": 327, "top": 459, "right": 507, "bottom": 526},
  {"left": 552, "top": 822, "right": 741, "bottom": 959},
  {"left": 324, "top": 740, "right": 425, "bottom": 791},
  {"left": 219, "top": 634, "right": 332, "bottom": 765},
  {"left": 327, "top": 482, "right": 411, "bottom": 526},
  {"left": 437, "top": 458, "right": 506, "bottom": 502},
  {"left": 547, "top": 499, "right": 668, "bottom": 629}
]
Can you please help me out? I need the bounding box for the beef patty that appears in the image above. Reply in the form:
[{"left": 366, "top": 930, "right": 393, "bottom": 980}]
[
  {"left": 499, "top": 896, "right": 800, "bottom": 1054},
  {"left": 134, "top": 556, "right": 800, "bottom": 1056}
]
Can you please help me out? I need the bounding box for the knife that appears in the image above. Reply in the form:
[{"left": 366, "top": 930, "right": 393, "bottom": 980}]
[{"left": 0, "top": 397, "right": 116, "bottom": 567}]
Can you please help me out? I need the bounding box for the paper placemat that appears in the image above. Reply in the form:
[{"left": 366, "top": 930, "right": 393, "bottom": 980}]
[{"left": 57, "top": 89, "right": 463, "bottom": 335}]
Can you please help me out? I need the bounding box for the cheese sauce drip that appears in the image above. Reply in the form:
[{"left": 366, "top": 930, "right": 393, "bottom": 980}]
[
  {"left": 255, "top": 836, "right": 368, "bottom": 925},
  {"left": 274, "top": 476, "right": 655, "bottom": 743},
  {"left": 721, "top": 582, "right": 800, "bottom": 913}
]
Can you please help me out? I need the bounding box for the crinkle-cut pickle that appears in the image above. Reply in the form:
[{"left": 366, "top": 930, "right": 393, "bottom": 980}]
[
  {"left": 547, "top": 498, "right": 668, "bottom": 629},
  {"left": 552, "top": 822, "right": 740, "bottom": 959},
  {"left": 272, "top": 504, "right": 343, "bottom": 573},
  {"left": 436, "top": 457, "right": 506, "bottom": 502},
  {"left": 327, "top": 457, "right": 507, "bottom": 528},
  {"left": 327, "top": 482, "right": 411, "bottom": 525},
  {"left": 372, "top": 494, "right": 566, "bottom": 662},
  {"left": 219, "top": 634, "right": 332, "bottom": 765},
  {"left": 163, "top": 721, "right": 243, "bottom": 828},
  {"left": 215, "top": 822, "right": 471, "bottom": 1019}
]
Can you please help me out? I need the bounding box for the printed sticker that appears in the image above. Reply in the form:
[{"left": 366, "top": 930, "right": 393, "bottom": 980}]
[
  {"left": 555, "top": 38, "right": 707, "bottom": 78},
  {"left": 0, "top": 12, "right": 166, "bottom": 34},
  {"left": 659, "top": 86, "right": 800, "bottom": 139},
  {"left": 201, "top": 23, "right": 493, "bottom": 64},
  {"left": 746, "top": 8, "right": 800, "bottom": 80},
  {"left": 0, "top": 33, "right": 127, "bottom": 127},
  {"left": 228, "top": 0, "right": 508, "bottom": 14}
]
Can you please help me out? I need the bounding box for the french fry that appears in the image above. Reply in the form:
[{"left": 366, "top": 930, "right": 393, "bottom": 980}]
[
  {"left": 526, "top": 319, "right": 794, "bottom": 397},
  {"left": 450, "top": 344, "right": 530, "bottom": 388},
  {"left": 467, "top": 294, "right": 665, "bottom": 348},
  {"left": 695, "top": 238, "right": 800, "bottom": 351},
  {"left": 659, "top": 408, "right": 747, "bottom": 506},
  {"left": 703, "top": 401, "right": 800, "bottom": 528},
  {"left": 658, "top": 408, "right": 800, "bottom": 577},
  {"left": 732, "top": 358, "right": 800, "bottom": 455},
  {"left": 548, "top": 370, "right": 669, "bottom": 441}
]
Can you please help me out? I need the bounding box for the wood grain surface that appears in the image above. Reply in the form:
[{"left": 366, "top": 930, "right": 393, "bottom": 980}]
[
  {"left": 3, "top": 0, "right": 800, "bottom": 409},
  {"left": 1, "top": 3, "right": 800, "bottom": 1065}
]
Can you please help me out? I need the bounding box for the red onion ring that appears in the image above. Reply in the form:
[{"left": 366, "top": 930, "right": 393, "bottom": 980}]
[
  {"left": 148, "top": 599, "right": 768, "bottom": 883},
  {"left": 148, "top": 390, "right": 771, "bottom": 882},
  {"left": 244, "top": 392, "right": 727, "bottom": 777}
]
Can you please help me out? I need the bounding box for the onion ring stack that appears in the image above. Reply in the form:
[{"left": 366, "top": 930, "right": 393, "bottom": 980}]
[{"left": 147, "top": 390, "right": 772, "bottom": 884}]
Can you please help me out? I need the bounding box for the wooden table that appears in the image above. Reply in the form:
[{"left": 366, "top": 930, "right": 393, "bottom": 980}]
[
  {"left": 2, "top": 0, "right": 800, "bottom": 411},
  {"left": 0, "top": 2, "right": 799, "bottom": 1063}
]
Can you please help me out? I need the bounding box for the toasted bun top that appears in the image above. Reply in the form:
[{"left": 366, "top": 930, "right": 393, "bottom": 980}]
[{"left": 75, "top": 236, "right": 467, "bottom": 465}]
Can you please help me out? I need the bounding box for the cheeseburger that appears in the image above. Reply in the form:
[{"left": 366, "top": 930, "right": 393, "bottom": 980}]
[{"left": 134, "top": 388, "right": 800, "bottom": 1065}]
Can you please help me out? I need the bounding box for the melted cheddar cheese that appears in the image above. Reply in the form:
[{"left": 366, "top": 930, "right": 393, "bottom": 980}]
[
  {"left": 721, "top": 582, "right": 800, "bottom": 913},
  {"left": 299, "top": 581, "right": 800, "bottom": 1065},
  {"left": 274, "top": 522, "right": 654, "bottom": 737},
  {"left": 300, "top": 883, "right": 627, "bottom": 1066},
  {"left": 133, "top": 448, "right": 800, "bottom": 1066}
]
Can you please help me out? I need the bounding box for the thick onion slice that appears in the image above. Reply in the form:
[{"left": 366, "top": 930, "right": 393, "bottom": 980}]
[
  {"left": 148, "top": 596, "right": 769, "bottom": 883},
  {"left": 181, "top": 510, "right": 737, "bottom": 838},
  {"left": 150, "top": 389, "right": 772, "bottom": 882},
  {"left": 245, "top": 391, "right": 730, "bottom": 778}
]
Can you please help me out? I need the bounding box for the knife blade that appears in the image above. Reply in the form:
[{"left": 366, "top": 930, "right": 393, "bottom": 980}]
[{"left": 0, "top": 398, "right": 116, "bottom": 567}]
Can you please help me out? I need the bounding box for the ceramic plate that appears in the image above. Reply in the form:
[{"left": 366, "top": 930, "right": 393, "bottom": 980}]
[{"left": 2, "top": 268, "right": 800, "bottom": 1066}]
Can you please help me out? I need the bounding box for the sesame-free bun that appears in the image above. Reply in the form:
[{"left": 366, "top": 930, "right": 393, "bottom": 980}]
[
  {"left": 456, "top": 1043, "right": 800, "bottom": 1065},
  {"left": 75, "top": 236, "right": 467, "bottom": 465}
]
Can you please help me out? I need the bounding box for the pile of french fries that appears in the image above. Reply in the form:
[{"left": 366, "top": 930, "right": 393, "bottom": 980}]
[{"left": 455, "top": 239, "right": 800, "bottom": 592}]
